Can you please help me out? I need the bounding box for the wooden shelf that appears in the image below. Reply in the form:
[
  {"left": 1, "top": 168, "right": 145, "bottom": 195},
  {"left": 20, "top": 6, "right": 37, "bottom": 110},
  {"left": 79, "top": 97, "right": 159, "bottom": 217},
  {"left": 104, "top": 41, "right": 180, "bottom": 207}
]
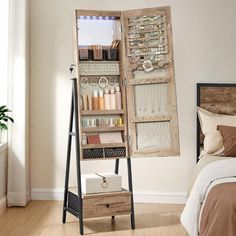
[
  {"left": 69, "top": 187, "right": 131, "bottom": 199},
  {"left": 82, "top": 126, "right": 125, "bottom": 132},
  {"left": 79, "top": 60, "right": 119, "bottom": 64},
  {"left": 128, "top": 77, "right": 170, "bottom": 86},
  {"left": 81, "top": 110, "right": 125, "bottom": 116},
  {"left": 82, "top": 143, "right": 126, "bottom": 149},
  {"left": 82, "top": 156, "right": 128, "bottom": 161},
  {"left": 130, "top": 115, "right": 172, "bottom": 123}
]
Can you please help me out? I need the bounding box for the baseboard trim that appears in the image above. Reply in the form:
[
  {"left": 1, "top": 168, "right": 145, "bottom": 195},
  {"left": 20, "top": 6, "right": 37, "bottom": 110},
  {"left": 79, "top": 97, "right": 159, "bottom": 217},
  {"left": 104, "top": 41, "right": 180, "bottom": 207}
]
[
  {"left": 0, "top": 196, "right": 7, "bottom": 216},
  {"left": 133, "top": 191, "right": 187, "bottom": 204},
  {"left": 31, "top": 188, "right": 187, "bottom": 204},
  {"left": 0, "top": 143, "right": 7, "bottom": 153},
  {"left": 31, "top": 188, "right": 64, "bottom": 201}
]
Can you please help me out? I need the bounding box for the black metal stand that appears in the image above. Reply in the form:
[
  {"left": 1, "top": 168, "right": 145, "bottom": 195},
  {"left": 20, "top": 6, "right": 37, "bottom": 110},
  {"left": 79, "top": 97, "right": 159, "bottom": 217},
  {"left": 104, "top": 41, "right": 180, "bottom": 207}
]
[{"left": 62, "top": 79, "right": 135, "bottom": 234}]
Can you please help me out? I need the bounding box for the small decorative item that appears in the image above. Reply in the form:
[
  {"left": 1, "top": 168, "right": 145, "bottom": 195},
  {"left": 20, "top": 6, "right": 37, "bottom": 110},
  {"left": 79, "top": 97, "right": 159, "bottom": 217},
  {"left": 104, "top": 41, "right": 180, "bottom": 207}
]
[{"left": 0, "top": 105, "right": 14, "bottom": 143}]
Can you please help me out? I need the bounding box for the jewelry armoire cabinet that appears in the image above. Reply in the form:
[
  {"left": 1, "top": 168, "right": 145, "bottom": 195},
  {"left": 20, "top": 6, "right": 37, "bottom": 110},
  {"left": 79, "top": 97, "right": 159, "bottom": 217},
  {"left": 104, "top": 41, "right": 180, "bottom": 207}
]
[{"left": 63, "top": 6, "right": 180, "bottom": 235}]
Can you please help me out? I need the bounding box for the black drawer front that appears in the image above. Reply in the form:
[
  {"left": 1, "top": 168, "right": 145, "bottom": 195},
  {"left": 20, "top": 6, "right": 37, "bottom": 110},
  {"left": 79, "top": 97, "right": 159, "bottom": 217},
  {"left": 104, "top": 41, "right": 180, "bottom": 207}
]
[{"left": 68, "top": 191, "right": 79, "bottom": 213}]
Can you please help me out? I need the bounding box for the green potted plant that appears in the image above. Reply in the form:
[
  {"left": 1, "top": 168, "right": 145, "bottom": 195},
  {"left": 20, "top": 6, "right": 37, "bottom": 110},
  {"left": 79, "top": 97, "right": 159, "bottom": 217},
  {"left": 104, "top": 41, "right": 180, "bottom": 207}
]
[{"left": 0, "top": 105, "right": 14, "bottom": 143}]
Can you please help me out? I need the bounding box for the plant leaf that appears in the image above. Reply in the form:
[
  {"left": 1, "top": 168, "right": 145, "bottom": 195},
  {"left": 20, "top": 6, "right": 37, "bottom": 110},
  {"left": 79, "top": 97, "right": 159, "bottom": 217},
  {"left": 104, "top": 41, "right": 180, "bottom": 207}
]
[
  {"left": 0, "top": 108, "right": 9, "bottom": 113},
  {"left": 0, "top": 123, "right": 8, "bottom": 130},
  {"left": 0, "top": 105, "right": 6, "bottom": 111},
  {"left": 5, "top": 116, "right": 14, "bottom": 123}
]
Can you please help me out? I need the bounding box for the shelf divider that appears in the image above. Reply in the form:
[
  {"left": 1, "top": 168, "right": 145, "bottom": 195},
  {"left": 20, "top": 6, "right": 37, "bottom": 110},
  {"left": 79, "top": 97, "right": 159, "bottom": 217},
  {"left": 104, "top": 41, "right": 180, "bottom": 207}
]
[{"left": 81, "top": 110, "right": 125, "bottom": 116}]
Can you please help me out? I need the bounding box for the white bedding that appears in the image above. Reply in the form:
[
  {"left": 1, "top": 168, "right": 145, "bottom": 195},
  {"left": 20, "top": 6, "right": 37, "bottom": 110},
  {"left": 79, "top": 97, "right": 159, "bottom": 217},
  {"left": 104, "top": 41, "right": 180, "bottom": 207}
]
[{"left": 180, "top": 157, "right": 236, "bottom": 236}]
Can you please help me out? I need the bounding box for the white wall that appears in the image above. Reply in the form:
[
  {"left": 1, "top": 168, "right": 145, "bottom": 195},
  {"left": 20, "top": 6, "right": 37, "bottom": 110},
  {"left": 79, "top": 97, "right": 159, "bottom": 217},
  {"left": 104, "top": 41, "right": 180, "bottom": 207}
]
[{"left": 29, "top": 0, "right": 236, "bottom": 201}]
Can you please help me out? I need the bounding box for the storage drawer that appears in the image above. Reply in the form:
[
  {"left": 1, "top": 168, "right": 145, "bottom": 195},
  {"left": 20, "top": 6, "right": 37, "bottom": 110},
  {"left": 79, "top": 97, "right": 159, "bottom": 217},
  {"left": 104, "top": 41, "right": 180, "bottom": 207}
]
[
  {"left": 83, "top": 191, "right": 131, "bottom": 218},
  {"left": 68, "top": 188, "right": 131, "bottom": 219}
]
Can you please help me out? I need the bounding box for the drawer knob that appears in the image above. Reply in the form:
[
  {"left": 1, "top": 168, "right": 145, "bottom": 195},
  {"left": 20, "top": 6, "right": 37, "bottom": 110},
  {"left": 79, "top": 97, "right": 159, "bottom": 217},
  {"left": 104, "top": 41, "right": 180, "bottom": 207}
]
[{"left": 106, "top": 204, "right": 110, "bottom": 208}]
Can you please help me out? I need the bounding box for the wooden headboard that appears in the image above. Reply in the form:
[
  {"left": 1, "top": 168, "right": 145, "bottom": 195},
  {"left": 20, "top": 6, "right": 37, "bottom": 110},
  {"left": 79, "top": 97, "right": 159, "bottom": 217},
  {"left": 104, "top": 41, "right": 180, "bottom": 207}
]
[{"left": 196, "top": 83, "right": 236, "bottom": 162}]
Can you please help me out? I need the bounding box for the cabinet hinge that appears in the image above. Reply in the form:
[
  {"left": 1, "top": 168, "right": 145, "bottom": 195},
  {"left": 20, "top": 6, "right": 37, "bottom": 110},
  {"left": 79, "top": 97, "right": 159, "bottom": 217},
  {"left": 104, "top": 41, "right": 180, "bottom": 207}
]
[{"left": 122, "top": 78, "right": 128, "bottom": 87}]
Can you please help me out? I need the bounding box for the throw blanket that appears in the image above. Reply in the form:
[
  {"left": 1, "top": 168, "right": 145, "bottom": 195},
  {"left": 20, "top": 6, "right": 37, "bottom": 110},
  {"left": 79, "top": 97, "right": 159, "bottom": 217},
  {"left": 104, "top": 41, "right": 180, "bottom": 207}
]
[
  {"left": 199, "top": 180, "right": 236, "bottom": 236},
  {"left": 181, "top": 158, "right": 236, "bottom": 236}
]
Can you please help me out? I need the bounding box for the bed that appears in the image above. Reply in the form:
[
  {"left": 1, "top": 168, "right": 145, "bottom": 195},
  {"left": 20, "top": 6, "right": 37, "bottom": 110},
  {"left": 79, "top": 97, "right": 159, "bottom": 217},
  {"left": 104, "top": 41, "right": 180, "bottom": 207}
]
[{"left": 181, "top": 83, "right": 236, "bottom": 236}]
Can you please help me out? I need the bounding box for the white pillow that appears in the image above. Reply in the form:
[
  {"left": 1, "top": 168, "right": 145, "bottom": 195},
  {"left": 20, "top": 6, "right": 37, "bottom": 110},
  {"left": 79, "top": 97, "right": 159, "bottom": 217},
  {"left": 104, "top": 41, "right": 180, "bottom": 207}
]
[{"left": 197, "top": 107, "right": 236, "bottom": 154}]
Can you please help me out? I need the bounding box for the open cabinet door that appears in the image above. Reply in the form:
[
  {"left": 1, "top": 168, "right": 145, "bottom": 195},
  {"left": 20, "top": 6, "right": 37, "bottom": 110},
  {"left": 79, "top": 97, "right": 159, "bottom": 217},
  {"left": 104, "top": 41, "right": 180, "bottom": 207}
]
[{"left": 122, "top": 7, "right": 180, "bottom": 157}]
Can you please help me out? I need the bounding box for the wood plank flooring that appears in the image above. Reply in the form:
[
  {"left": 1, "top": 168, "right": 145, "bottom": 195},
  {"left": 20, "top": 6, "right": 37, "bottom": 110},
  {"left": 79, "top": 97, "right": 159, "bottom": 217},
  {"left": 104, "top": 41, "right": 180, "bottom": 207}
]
[{"left": 0, "top": 201, "right": 188, "bottom": 236}]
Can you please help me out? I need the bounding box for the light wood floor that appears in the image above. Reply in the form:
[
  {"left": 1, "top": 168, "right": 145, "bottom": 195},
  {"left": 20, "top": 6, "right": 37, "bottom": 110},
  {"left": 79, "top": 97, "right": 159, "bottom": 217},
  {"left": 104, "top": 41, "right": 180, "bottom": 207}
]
[{"left": 0, "top": 201, "right": 188, "bottom": 236}]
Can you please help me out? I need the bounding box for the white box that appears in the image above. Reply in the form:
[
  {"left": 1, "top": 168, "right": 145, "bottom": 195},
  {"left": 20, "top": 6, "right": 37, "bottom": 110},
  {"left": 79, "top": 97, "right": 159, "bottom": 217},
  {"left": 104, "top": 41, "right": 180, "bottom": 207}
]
[{"left": 81, "top": 172, "right": 122, "bottom": 194}]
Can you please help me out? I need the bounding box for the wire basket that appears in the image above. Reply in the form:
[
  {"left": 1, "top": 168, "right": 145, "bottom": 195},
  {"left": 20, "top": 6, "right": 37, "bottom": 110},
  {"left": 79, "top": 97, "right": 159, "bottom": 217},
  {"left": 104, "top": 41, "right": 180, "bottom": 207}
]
[
  {"left": 105, "top": 147, "right": 126, "bottom": 158},
  {"left": 83, "top": 148, "right": 104, "bottom": 159}
]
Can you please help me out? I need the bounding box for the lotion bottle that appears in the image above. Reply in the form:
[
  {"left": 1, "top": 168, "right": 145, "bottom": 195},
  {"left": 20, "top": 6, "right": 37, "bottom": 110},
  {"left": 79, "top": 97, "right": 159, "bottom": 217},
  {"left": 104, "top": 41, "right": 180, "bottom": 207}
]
[
  {"left": 115, "top": 86, "right": 122, "bottom": 110},
  {"left": 92, "top": 90, "right": 99, "bottom": 110},
  {"left": 82, "top": 94, "right": 88, "bottom": 111},
  {"left": 104, "top": 89, "right": 110, "bottom": 110},
  {"left": 87, "top": 93, "right": 92, "bottom": 111},
  {"left": 98, "top": 90, "right": 104, "bottom": 110},
  {"left": 110, "top": 88, "right": 116, "bottom": 110}
]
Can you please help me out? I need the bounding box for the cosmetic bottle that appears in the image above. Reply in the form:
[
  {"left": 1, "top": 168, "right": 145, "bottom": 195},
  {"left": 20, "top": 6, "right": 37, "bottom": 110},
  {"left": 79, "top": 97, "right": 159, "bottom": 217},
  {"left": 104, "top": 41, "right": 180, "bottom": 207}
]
[
  {"left": 118, "top": 117, "right": 123, "bottom": 126},
  {"left": 81, "top": 133, "right": 87, "bottom": 145},
  {"left": 87, "top": 93, "right": 92, "bottom": 111},
  {"left": 92, "top": 90, "right": 99, "bottom": 110},
  {"left": 82, "top": 94, "right": 88, "bottom": 111},
  {"left": 104, "top": 89, "right": 110, "bottom": 110},
  {"left": 110, "top": 88, "right": 116, "bottom": 110},
  {"left": 115, "top": 87, "right": 122, "bottom": 110},
  {"left": 98, "top": 90, "right": 104, "bottom": 110}
]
